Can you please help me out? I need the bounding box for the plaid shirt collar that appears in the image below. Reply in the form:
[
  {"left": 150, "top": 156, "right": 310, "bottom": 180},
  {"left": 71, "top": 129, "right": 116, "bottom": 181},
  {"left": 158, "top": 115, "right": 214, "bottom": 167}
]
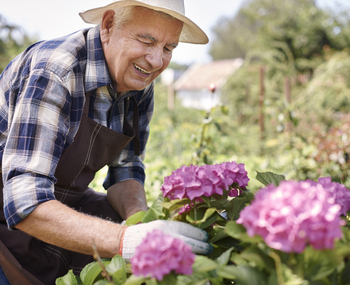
[{"left": 85, "top": 25, "right": 112, "bottom": 93}]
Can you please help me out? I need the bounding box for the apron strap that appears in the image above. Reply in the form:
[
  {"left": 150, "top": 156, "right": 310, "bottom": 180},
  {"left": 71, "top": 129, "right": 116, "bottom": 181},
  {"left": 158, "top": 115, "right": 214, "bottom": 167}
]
[
  {"left": 123, "top": 97, "right": 141, "bottom": 156},
  {"left": 131, "top": 96, "right": 141, "bottom": 156}
]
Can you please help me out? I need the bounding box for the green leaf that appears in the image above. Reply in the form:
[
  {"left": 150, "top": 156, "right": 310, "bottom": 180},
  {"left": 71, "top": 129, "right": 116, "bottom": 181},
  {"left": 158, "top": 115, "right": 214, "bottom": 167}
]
[
  {"left": 145, "top": 279, "right": 158, "bottom": 285},
  {"left": 141, "top": 194, "right": 167, "bottom": 223},
  {"left": 197, "top": 281, "right": 213, "bottom": 285},
  {"left": 186, "top": 207, "right": 206, "bottom": 222},
  {"left": 210, "top": 200, "right": 232, "bottom": 210},
  {"left": 217, "top": 265, "right": 264, "bottom": 285},
  {"left": 174, "top": 275, "right": 191, "bottom": 285},
  {"left": 124, "top": 274, "right": 149, "bottom": 285},
  {"left": 213, "top": 121, "right": 222, "bottom": 132},
  {"left": 158, "top": 273, "right": 177, "bottom": 285},
  {"left": 335, "top": 242, "right": 350, "bottom": 258},
  {"left": 225, "top": 221, "right": 247, "bottom": 239},
  {"left": 162, "top": 198, "right": 191, "bottom": 213},
  {"left": 176, "top": 275, "right": 209, "bottom": 285},
  {"left": 303, "top": 248, "right": 340, "bottom": 281},
  {"left": 225, "top": 221, "right": 262, "bottom": 244},
  {"left": 80, "top": 261, "right": 106, "bottom": 285},
  {"left": 192, "top": 256, "right": 218, "bottom": 273},
  {"left": 341, "top": 259, "right": 350, "bottom": 284},
  {"left": 106, "top": 255, "right": 127, "bottom": 284},
  {"left": 220, "top": 105, "right": 229, "bottom": 115},
  {"left": 208, "top": 228, "right": 229, "bottom": 244},
  {"left": 200, "top": 196, "right": 212, "bottom": 207},
  {"left": 212, "top": 236, "right": 243, "bottom": 251},
  {"left": 125, "top": 211, "right": 147, "bottom": 226},
  {"left": 216, "top": 248, "right": 234, "bottom": 266},
  {"left": 255, "top": 171, "right": 285, "bottom": 186},
  {"left": 216, "top": 265, "right": 238, "bottom": 280},
  {"left": 237, "top": 246, "right": 275, "bottom": 272},
  {"left": 244, "top": 192, "right": 255, "bottom": 204},
  {"left": 230, "top": 253, "right": 248, "bottom": 267},
  {"left": 186, "top": 208, "right": 218, "bottom": 229},
  {"left": 93, "top": 281, "right": 113, "bottom": 285},
  {"left": 227, "top": 197, "right": 247, "bottom": 220},
  {"left": 55, "top": 270, "right": 79, "bottom": 285}
]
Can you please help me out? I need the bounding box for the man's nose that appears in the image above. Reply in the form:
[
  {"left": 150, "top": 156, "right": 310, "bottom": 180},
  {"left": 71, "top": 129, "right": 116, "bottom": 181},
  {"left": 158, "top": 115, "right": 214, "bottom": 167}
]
[{"left": 145, "top": 47, "right": 163, "bottom": 70}]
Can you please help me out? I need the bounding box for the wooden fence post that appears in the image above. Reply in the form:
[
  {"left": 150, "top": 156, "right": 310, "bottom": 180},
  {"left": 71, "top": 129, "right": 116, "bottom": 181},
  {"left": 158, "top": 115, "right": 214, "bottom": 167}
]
[{"left": 259, "top": 66, "right": 265, "bottom": 147}]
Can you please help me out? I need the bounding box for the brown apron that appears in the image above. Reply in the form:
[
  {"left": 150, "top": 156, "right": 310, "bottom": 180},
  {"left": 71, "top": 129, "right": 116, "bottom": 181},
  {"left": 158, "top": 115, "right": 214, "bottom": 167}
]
[{"left": 0, "top": 92, "right": 140, "bottom": 284}]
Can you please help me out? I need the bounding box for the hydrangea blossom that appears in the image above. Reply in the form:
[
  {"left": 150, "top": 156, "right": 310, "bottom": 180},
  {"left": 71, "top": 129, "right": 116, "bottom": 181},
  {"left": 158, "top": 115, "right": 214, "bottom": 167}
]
[
  {"left": 317, "top": 177, "right": 350, "bottom": 216},
  {"left": 161, "top": 162, "right": 249, "bottom": 201},
  {"left": 220, "top": 161, "right": 250, "bottom": 196},
  {"left": 131, "top": 229, "right": 195, "bottom": 281},
  {"left": 237, "top": 180, "right": 344, "bottom": 253},
  {"left": 178, "top": 204, "right": 192, "bottom": 215}
]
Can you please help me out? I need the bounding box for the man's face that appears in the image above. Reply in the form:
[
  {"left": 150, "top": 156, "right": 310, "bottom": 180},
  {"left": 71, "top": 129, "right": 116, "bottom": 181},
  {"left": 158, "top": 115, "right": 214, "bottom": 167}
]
[{"left": 102, "top": 7, "right": 183, "bottom": 93}]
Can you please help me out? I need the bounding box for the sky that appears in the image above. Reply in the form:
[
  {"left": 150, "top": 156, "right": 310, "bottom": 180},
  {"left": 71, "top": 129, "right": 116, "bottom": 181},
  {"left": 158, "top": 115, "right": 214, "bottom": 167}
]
[{"left": 1, "top": 0, "right": 350, "bottom": 65}]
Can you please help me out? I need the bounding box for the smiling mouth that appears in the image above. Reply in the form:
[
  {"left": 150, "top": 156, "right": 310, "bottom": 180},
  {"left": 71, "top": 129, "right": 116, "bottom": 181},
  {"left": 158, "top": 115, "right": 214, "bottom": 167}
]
[{"left": 133, "top": 64, "right": 152, "bottom": 75}]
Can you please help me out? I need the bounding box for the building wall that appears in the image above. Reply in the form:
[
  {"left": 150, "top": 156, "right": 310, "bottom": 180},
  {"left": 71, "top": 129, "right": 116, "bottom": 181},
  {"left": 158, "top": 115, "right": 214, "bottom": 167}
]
[{"left": 176, "top": 89, "right": 222, "bottom": 110}]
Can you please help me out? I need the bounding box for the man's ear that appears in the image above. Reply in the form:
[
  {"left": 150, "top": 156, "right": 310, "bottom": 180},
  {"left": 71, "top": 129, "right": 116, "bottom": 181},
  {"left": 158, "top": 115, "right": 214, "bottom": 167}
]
[{"left": 100, "top": 10, "right": 115, "bottom": 44}]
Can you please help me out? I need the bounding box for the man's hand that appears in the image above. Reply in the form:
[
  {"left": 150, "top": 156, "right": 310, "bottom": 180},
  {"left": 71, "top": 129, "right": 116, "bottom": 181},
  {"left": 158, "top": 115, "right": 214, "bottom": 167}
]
[
  {"left": 107, "top": 179, "right": 148, "bottom": 220},
  {"left": 120, "top": 220, "right": 213, "bottom": 261}
]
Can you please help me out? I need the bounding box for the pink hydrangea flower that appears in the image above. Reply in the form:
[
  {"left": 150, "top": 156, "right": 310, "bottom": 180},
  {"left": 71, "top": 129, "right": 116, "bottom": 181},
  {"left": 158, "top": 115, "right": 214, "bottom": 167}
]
[
  {"left": 220, "top": 161, "right": 250, "bottom": 196},
  {"left": 237, "top": 180, "right": 344, "bottom": 253},
  {"left": 220, "top": 161, "right": 249, "bottom": 186},
  {"left": 317, "top": 177, "right": 350, "bottom": 216},
  {"left": 178, "top": 204, "right": 192, "bottom": 215},
  {"left": 131, "top": 230, "right": 195, "bottom": 281},
  {"left": 161, "top": 165, "right": 201, "bottom": 200},
  {"left": 196, "top": 164, "right": 227, "bottom": 196},
  {"left": 161, "top": 162, "right": 249, "bottom": 201}
]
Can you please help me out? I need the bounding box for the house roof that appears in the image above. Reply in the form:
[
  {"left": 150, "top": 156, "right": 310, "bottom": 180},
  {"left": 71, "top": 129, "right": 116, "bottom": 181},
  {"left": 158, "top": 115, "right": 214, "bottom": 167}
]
[{"left": 174, "top": 58, "right": 243, "bottom": 91}]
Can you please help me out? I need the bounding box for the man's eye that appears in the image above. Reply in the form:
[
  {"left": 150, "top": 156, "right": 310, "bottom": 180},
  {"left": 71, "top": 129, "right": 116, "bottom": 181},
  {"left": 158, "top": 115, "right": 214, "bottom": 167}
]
[
  {"left": 138, "top": 39, "right": 152, "bottom": 45},
  {"left": 164, "top": 47, "right": 172, "bottom": 53}
]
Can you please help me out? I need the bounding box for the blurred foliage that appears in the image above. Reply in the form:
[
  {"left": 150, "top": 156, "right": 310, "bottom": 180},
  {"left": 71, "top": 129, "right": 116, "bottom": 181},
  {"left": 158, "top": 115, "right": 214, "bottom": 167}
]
[
  {"left": 0, "top": 15, "right": 35, "bottom": 73},
  {"left": 210, "top": 0, "right": 350, "bottom": 73}
]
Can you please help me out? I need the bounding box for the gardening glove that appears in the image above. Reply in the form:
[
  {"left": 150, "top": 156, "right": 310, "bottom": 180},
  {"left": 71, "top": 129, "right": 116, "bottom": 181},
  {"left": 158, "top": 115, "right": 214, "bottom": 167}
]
[{"left": 119, "top": 220, "right": 213, "bottom": 262}]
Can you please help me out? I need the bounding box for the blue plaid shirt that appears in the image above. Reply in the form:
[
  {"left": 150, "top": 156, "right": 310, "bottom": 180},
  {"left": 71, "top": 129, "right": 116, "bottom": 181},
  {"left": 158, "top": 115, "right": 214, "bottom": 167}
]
[{"left": 0, "top": 26, "right": 154, "bottom": 229}]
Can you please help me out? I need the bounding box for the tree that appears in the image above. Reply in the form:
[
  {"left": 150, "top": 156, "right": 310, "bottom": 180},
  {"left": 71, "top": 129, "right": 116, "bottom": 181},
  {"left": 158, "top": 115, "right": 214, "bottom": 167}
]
[
  {"left": 0, "top": 15, "right": 35, "bottom": 73},
  {"left": 209, "top": 0, "right": 350, "bottom": 73}
]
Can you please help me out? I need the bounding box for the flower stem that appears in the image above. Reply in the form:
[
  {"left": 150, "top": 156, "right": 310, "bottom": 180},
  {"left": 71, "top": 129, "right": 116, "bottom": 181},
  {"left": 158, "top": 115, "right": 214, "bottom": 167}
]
[
  {"left": 194, "top": 202, "right": 198, "bottom": 221},
  {"left": 269, "top": 251, "right": 284, "bottom": 285},
  {"left": 92, "top": 239, "right": 115, "bottom": 284}
]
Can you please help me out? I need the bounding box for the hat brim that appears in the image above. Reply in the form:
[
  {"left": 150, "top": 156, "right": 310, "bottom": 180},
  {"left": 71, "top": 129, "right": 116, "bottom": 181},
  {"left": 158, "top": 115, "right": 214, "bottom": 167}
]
[{"left": 79, "top": 0, "right": 209, "bottom": 44}]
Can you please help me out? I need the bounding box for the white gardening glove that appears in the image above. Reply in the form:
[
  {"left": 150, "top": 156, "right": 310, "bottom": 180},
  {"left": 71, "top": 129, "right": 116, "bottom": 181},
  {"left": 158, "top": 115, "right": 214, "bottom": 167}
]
[{"left": 120, "top": 220, "right": 213, "bottom": 262}]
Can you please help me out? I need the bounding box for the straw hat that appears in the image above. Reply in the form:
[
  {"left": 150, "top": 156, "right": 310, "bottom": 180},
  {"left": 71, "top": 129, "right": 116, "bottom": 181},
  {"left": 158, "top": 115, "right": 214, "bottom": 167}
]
[{"left": 79, "top": 0, "right": 209, "bottom": 44}]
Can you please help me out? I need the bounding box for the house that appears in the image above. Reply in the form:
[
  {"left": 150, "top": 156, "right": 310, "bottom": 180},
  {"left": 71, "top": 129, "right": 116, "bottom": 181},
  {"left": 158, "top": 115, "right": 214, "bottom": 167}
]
[{"left": 173, "top": 58, "right": 243, "bottom": 110}]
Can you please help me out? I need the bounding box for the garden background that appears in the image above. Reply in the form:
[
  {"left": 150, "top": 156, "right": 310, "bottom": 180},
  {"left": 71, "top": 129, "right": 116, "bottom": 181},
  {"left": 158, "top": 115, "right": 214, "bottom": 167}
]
[{"left": 1, "top": 0, "right": 350, "bottom": 203}]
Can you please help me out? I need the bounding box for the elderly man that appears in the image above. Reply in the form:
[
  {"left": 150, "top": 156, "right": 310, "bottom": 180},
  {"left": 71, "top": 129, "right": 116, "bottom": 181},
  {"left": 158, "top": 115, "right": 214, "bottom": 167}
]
[{"left": 0, "top": 1, "right": 210, "bottom": 284}]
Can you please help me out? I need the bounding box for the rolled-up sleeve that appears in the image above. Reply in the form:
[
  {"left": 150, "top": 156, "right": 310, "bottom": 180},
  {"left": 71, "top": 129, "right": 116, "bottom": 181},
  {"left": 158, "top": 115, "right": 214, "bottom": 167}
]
[{"left": 2, "top": 68, "right": 72, "bottom": 229}]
